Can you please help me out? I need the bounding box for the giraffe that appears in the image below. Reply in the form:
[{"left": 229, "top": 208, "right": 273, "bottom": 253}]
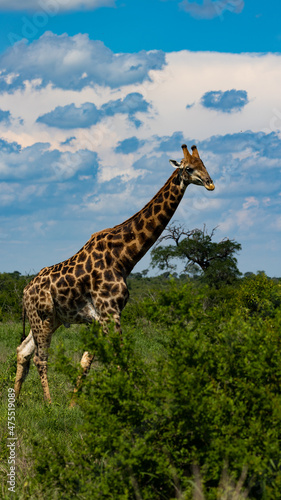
[{"left": 14, "top": 144, "right": 215, "bottom": 403}]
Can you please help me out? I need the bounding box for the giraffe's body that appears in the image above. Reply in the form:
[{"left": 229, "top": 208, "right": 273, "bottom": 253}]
[{"left": 15, "top": 145, "right": 215, "bottom": 403}]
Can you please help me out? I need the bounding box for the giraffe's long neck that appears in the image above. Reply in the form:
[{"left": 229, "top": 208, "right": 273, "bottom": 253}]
[{"left": 112, "top": 169, "right": 187, "bottom": 276}]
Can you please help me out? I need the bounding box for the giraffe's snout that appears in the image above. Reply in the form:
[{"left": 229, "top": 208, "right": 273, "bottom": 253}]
[{"left": 205, "top": 179, "right": 215, "bottom": 191}]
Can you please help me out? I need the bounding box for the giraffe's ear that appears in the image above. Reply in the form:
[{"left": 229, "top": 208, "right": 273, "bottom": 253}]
[{"left": 169, "top": 159, "right": 181, "bottom": 169}]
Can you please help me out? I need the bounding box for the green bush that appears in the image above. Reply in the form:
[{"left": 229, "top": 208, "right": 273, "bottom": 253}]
[
  {"left": 0, "top": 272, "right": 34, "bottom": 321},
  {"left": 26, "top": 277, "right": 281, "bottom": 499},
  {"left": 237, "top": 272, "right": 281, "bottom": 317},
  {"left": 122, "top": 278, "right": 205, "bottom": 328}
]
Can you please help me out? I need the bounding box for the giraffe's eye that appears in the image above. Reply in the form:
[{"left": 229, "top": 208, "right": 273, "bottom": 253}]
[{"left": 186, "top": 167, "right": 194, "bottom": 174}]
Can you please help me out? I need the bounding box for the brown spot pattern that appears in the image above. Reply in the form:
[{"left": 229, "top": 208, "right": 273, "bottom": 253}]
[{"left": 19, "top": 162, "right": 208, "bottom": 403}]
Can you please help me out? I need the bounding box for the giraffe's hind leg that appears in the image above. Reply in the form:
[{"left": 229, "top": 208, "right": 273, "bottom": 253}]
[
  {"left": 14, "top": 330, "right": 36, "bottom": 399},
  {"left": 32, "top": 322, "right": 58, "bottom": 404}
]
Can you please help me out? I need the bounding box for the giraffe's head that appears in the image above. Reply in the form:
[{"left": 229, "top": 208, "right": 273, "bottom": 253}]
[{"left": 169, "top": 144, "right": 215, "bottom": 191}]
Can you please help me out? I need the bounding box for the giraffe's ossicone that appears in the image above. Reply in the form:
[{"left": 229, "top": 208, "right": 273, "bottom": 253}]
[{"left": 14, "top": 144, "right": 215, "bottom": 403}]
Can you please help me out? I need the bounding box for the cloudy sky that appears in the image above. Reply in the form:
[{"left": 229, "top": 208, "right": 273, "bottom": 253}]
[{"left": 0, "top": 0, "right": 281, "bottom": 277}]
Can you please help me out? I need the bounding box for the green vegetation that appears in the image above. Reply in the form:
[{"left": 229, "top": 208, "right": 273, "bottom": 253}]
[
  {"left": 0, "top": 272, "right": 34, "bottom": 322},
  {"left": 1, "top": 271, "right": 281, "bottom": 499}
]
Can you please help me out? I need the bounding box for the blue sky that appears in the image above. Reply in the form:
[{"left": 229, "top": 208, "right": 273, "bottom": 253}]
[{"left": 0, "top": 0, "right": 281, "bottom": 277}]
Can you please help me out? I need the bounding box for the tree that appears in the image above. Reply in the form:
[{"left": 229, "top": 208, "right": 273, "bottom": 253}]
[
  {"left": 0, "top": 271, "right": 33, "bottom": 320},
  {"left": 151, "top": 223, "right": 242, "bottom": 287}
]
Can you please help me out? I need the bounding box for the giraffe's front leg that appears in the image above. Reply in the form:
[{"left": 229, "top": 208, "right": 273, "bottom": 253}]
[
  {"left": 70, "top": 351, "right": 95, "bottom": 407},
  {"left": 70, "top": 311, "right": 122, "bottom": 406},
  {"left": 14, "top": 330, "right": 36, "bottom": 399}
]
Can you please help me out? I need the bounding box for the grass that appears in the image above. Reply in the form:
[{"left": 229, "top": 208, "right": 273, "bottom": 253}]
[
  {"left": 0, "top": 318, "right": 250, "bottom": 500},
  {"left": 0, "top": 322, "right": 84, "bottom": 499},
  {"left": 0, "top": 313, "right": 168, "bottom": 499}
]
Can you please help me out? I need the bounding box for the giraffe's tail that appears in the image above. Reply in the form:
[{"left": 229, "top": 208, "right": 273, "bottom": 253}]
[{"left": 21, "top": 304, "right": 26, "bottom": 344}]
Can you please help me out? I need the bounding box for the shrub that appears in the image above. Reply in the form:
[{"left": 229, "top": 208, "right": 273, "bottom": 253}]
[{"left": 28, "top": 280, "right": 281, "bottom": 499}]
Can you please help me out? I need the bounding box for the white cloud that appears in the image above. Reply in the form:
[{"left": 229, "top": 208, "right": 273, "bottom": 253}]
[
  {"left": 135, "top": 50, "right": 281, "bottom": 140},
  {"left": 2, "top": 45, "right": 281, "bottom": 151},
  {"left": 0, "top": 139, "right": 98, "bottom": 185},
  {"left": 242, "top": 197, "right": 259, "bottom": 210},
  {"left": 179, "top": 0, "right": 244, "bottom": 19},
  {"left": 1, "top": 41, "right": 281, "bottom": 276},
  {"left": 0, "top": 0, "right": 115, "bottom": 12},
  {"left": 0, "top": 32, "right": 165, "bottom": 92}
]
